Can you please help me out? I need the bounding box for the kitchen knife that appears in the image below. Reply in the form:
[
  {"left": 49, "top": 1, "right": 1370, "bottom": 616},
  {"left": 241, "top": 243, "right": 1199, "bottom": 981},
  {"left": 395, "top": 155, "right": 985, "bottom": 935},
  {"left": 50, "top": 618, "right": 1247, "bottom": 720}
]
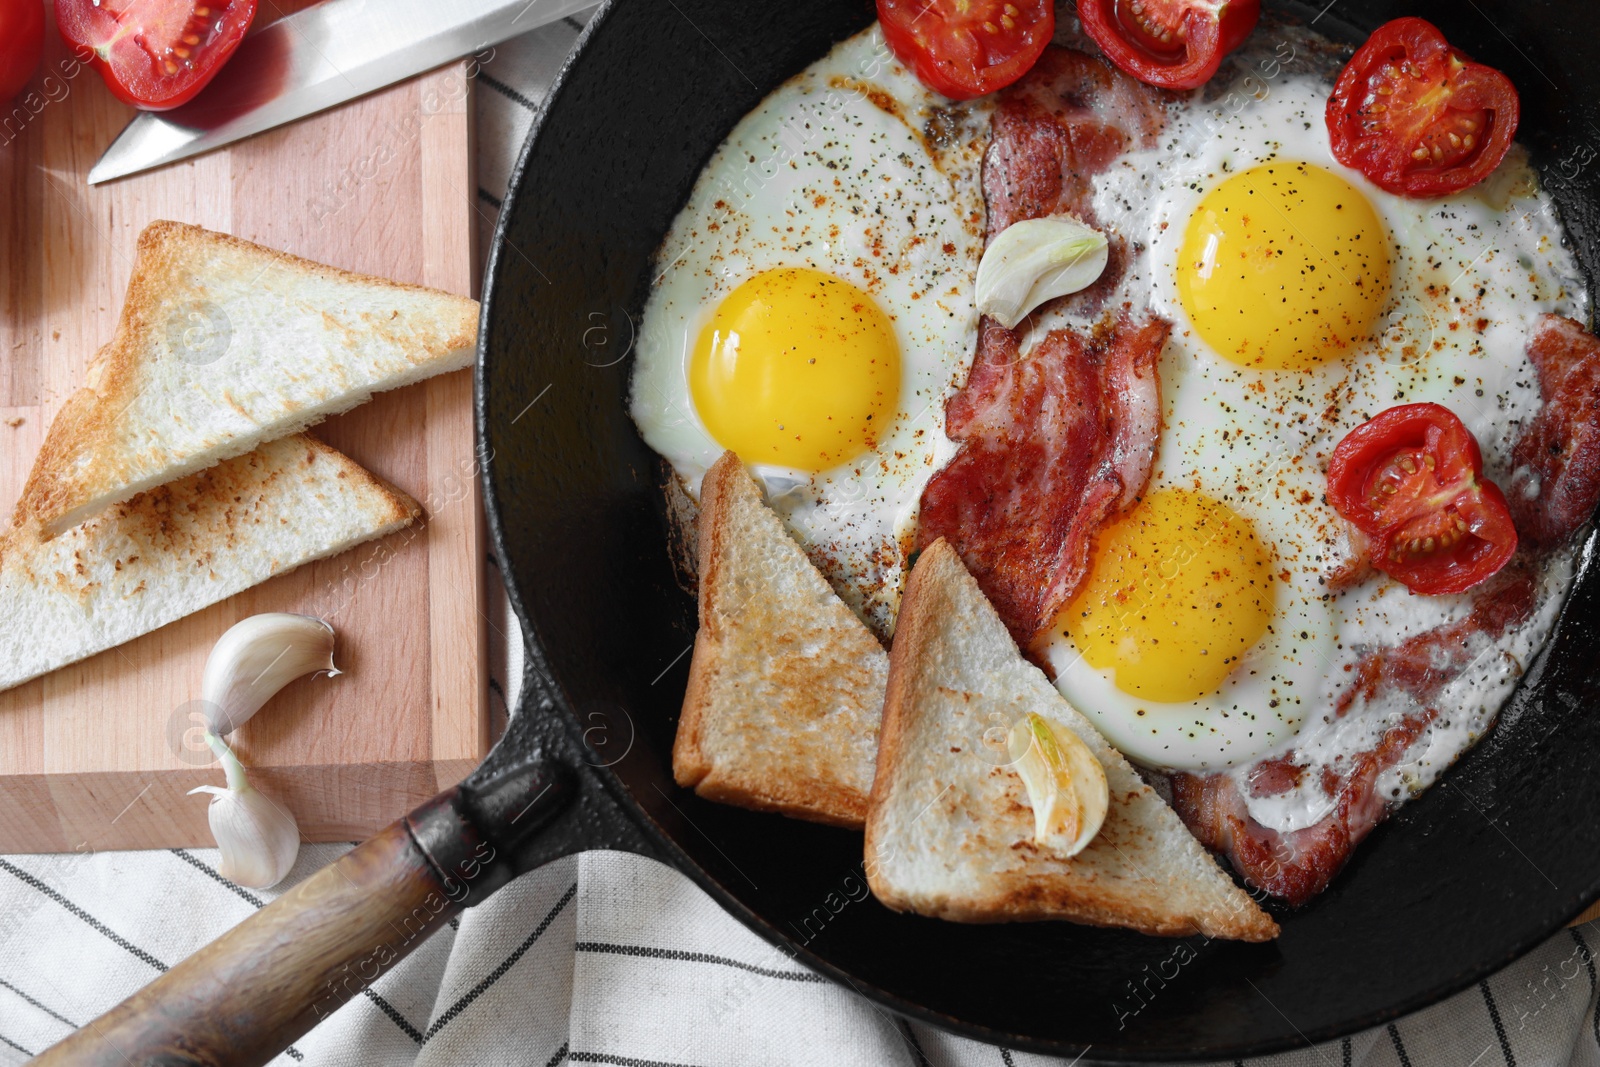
[{"left": 88, "top": 0, "right": 596, "bottom": 184}]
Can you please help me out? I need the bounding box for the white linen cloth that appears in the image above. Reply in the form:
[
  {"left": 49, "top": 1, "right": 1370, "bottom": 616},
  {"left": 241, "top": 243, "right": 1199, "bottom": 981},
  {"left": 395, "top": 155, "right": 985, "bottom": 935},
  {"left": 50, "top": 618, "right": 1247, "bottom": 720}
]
[{"left": 2, "top": 10, "right": 1598, "bottom": 1066}]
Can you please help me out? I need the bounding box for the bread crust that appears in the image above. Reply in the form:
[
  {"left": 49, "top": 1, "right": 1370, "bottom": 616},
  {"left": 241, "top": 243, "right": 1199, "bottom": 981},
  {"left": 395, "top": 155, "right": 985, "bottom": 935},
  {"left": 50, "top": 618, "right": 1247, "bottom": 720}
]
[
  {"left": 672, "top": 458, "right": 733, "bottom": 795},
  {"left": 864, "top": 536, "right": 942, "bottom": 865}
]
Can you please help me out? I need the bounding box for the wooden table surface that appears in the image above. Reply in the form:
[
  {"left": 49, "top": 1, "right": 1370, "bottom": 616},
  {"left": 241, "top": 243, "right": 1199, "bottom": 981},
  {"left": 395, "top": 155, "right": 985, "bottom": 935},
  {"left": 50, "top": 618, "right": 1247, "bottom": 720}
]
[{"left": 0, "top": 3, "right": 492, "bottom": 852}]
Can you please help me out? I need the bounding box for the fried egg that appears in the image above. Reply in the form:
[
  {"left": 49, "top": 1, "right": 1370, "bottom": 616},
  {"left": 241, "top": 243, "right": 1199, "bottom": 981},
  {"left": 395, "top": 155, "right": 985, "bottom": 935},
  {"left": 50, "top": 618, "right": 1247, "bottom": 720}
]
[
  {"left": 1039, "top": 29, "right": 1586, "bottom": 776},
  {"left": 631, "top": 26, "right": 990, "bottom": 634}
]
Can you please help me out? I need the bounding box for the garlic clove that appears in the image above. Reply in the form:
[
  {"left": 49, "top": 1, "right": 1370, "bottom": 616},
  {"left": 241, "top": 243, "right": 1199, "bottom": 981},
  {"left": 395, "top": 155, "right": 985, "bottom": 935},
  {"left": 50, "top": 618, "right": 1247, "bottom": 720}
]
[
  {"left": 188, "top": 734, "right": 300, "bottom": 889},
  {"left": 1006, "top": 711, "right": 1109, "bottom": 855},
  {"left": 201, "top": 613, "right": 338, "bottom": 736},
  {"left": 975, "top": 216, "right": 1110, "bottom": 329}
]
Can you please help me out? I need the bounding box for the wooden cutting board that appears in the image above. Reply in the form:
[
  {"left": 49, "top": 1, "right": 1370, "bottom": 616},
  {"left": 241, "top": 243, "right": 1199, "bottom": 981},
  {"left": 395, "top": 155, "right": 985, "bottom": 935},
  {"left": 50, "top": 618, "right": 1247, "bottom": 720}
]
[{"left": 0, "top": 9, "right": 489, "bottom": 852}]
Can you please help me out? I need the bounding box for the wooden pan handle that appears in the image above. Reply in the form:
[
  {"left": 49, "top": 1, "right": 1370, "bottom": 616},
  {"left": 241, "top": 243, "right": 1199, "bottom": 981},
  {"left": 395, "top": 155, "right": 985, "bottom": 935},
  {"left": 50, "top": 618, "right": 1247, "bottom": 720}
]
[{"left": 32, "top": 760, "right": 573, "bottom": 1067}]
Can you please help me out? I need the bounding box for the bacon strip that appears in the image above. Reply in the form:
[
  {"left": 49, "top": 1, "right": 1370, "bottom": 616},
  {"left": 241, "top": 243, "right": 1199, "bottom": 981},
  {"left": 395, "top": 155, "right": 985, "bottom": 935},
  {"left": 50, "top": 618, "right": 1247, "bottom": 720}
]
[
  {"left": 983, "top": 47, "right": 1166, "bottom": 235},
  {"left": 982, "top": 47, "right": 1166, "bottom": 316},
  {"left": 916, "top": 49, "right": 1169, "bottom": 648},
  {"left": 1170, "top": 568, "right": 1536, "bottom": 905},
  {"left": 1509, "top": 314, "right": 1600, "bottom": 545},
  {"left": 919, "top": 316, "right": 1168, "bottom": 647}
]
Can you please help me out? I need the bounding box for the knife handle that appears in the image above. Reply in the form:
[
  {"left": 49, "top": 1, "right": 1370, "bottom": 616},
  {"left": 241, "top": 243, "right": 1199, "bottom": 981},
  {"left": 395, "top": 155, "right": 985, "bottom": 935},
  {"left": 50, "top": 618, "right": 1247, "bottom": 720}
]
[{"left": 31, "top": 761, "right": 573, "bottom": 1067}]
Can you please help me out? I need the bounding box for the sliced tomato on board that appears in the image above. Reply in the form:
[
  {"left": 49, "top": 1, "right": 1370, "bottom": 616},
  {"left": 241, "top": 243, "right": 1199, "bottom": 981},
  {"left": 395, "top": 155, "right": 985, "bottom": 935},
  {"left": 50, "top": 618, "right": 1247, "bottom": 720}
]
[
  {"left": 1326, "top": 17, "right": 1518, "bottom": 197},
  {"left": 878, "top": 0, "right": 1054, "bottom": 100},
  {"left": 1327, "top": 403, "right": 1517, "bottom": 596},
  {"left": 55, "top": 0, "right": 256, "bottom": 111},
  {"left": 1078, "top": 0, "right": 1259, "bottom": 91},
  {"left": 1, "top": 0, "right": 45, "bottom": 105}
]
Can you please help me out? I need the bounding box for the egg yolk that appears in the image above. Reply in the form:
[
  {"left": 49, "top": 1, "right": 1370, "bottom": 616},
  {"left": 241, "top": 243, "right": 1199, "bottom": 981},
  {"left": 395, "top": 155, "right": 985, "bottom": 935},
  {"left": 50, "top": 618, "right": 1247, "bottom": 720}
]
[
  {"left": 689, "top": 267, "right": 900, "bottom": 471},
  {"left": 1061, "top": 489, "right": 1274, "bottom": 704},
  {"left": 1177, "top": 161, "right": 1391, "bottom": 371}
]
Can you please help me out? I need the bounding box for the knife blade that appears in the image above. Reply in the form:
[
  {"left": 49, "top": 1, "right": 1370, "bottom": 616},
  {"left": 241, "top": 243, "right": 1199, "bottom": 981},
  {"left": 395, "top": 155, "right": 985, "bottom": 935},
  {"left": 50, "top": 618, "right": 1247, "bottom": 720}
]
[{"left": 88, "top": 0, "right": 596, "bottom": 184}]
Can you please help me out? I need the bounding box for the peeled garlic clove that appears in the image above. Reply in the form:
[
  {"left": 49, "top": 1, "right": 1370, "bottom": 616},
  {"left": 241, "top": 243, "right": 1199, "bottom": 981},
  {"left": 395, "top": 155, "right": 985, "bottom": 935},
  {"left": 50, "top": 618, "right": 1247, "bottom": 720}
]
[
  {"left": 188, "top": 734, "right": 300, "bottom": 889},
  {"left": 202, "top": 613, "right": 338, "bottom": 735},
  {"left": 1007, "top": 711, "right": 1109, "bottom": 855},
  {"left": 975, "top": 216, "right": 1110, "bottom": 329},
  {"left": 189, "top": 785, "right": 301, "bottom": 889}
]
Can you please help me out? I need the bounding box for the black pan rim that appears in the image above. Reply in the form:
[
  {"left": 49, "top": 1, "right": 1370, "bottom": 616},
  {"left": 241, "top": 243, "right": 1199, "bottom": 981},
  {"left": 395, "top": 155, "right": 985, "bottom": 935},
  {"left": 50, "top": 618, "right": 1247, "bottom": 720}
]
[{"left": 475, "top": 2, "right": 1600, "bottom": 1058}]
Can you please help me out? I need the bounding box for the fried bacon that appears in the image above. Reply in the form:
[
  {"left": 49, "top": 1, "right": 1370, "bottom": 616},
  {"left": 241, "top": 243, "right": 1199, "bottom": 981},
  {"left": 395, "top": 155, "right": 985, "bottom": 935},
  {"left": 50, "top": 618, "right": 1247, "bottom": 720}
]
[
  {"left": 982, "top": 47, "right": 1166, "bottom": 315},
  {"left": 1170, "top": 568, "right": 1536, "bottom": 906},
  {"left": 1509, "top": 314, "right": 1600, "bottom": 545},
  {"left": 983, "top": 47, "right": 1166, "bottom": 234},
  {"left": 919, "top": 316, "right": 1168, "bottom": 647},
  {"left": 916, "top": 49, "right": 1169, "bottom": 648}
]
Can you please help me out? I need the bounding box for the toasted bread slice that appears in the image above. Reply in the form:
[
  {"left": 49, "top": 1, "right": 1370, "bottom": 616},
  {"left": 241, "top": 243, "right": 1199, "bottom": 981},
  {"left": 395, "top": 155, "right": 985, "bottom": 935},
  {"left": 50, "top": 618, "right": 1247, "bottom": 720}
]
[
  {"left": 18, "top": 221, "right": 477, "bottom": 536},
  {"left": 865, "top": 539, "right": 1278, "bottom": 941},
  {"left": 674, "top": 452, "right": 888, "bottom": 828},
  {"left": 0, "top": 435, "right": 420, "bottom": 693}
]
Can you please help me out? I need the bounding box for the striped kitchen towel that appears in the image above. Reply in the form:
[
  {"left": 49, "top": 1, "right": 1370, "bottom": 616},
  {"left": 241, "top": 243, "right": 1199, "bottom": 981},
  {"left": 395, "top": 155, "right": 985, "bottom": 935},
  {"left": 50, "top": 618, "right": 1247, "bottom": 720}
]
[{"left": 3, "top": 7, "right": 1599, "bottom": 1067}]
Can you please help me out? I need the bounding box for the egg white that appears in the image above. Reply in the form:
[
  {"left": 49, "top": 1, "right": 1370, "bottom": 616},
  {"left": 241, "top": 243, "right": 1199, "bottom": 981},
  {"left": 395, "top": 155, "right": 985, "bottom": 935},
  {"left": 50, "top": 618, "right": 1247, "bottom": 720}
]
[{"left": 631, "top": 26, "right": 990, "bottom": 633}]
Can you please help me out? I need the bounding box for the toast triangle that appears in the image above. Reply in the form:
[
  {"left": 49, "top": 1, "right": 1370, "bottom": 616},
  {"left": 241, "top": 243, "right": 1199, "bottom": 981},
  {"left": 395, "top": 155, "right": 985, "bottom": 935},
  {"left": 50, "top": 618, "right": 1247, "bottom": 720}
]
[
  {"left": 18, "top": 221, "right": 477, "bottom": 536},
  {"left": 674, "top": 452, "right": 888, "bottom": 828},
  {"left": 0, "top": 434, "right": 420, "bottom": 693},
  {"left": 864, "top": 538, "right": 1278, "bottom": 941}
]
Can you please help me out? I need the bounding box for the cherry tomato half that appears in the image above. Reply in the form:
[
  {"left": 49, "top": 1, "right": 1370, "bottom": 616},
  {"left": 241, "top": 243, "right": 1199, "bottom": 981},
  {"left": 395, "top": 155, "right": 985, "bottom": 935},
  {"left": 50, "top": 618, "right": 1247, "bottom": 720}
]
[
  {"left": 0, "top": 0, "right": 45, "bottom": 105},
  {"left": 1327, "top": 403, "right": 1517, "bottom": 595},
  {"left": 1326, "top": 17, "right": 1518, "bottom": 198},
  {"left": 1079, "top": 0, "right": 1259, "bottom": 91},
  {"left": 55, "top": 0, "right": 256, "bottom": 112},
  {"left": 878, "top": 0, "right": 1054, "bottom": 100}
]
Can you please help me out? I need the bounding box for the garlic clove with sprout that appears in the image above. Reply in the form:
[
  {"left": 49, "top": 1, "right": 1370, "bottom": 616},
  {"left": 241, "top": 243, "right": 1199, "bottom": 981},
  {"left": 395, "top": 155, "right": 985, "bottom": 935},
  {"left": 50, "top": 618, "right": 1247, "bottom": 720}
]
[
  {"left": 974, "top": 215, "right": 1110, "bottom": 329},
  {"left": 201, "top": 613, "right": 339, "bottom": 736},
  {"left": 1006, "top": 712, "right": 1108, "bottom": 855},
  {"left": 188, "top": 733, "right": 300, "bottom": 889}
]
